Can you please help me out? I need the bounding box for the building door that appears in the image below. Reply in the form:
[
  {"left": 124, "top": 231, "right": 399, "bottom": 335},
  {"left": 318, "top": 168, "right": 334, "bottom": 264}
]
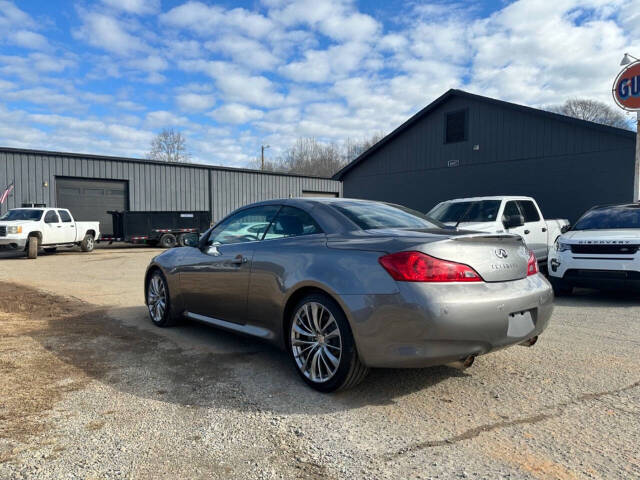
[{"left": 55, "top": 178, "right": 128, "bottom": 236}]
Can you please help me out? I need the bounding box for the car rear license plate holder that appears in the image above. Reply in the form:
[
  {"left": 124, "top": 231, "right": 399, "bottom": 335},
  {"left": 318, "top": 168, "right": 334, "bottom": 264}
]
[{"left": 507, "top": 309, "right": 535, "bottom": 338}]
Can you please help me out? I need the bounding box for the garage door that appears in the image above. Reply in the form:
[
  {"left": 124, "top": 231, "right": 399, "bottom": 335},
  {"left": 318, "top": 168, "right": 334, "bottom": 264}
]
[
  {"left": 301, "top": 191, "right": 339, "bottom": 198},
  {"left": 56, "top": 178, "right": 128, "bottom": 235}
]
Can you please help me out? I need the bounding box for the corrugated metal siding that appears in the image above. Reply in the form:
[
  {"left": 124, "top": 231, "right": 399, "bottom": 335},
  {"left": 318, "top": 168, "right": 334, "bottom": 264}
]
[
  {"left": 210, "top": 169, "right": 342, "bottom": 222},
  {"left": 342, "top": 97, "right": 636, "bottom": 222},
  {"left": 0, "top": 150, "right": 342, "bottom": 222}
]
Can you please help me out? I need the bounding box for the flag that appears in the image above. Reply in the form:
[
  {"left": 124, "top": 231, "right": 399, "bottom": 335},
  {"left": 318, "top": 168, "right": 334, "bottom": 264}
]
[{"left": 0, "top": 182, "right": 14, "bottom": 204}]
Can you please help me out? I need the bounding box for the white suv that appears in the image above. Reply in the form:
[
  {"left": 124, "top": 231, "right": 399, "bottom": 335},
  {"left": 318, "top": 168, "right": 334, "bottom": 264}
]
[{"left": 548, "top": 203, "right": 640, "bottom": 295}]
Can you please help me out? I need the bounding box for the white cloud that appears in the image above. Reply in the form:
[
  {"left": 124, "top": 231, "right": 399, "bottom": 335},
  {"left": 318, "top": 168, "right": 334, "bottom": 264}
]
[
  {"left": 101, "top": 0, "right": 161, "bottom": 15},
  {"left": 161, "top": 2, "right": 274, "bottom": 38},
  {"left": 10, "top": 30, "right": 50, "bottom": 50},
  {"left": 74, "top": 12, "right": 148, "bottom": 56},
  {"left": 209, "top": 104, "right": 264, "bottom": 124},
  {"left": 145, "top": 110, "right": 189, "bottom": 128},
  {"left": 176, "top": 93, "right": 216, "bottom": 111},
  {"left": 205, "top": 36, "right": 280, "bottom": 71},
  {"left": 179, "top": 60, "right": 284, "bottom": 107},
  {"left": 127, "top": 55, "right": 168, "bottom": 72}
]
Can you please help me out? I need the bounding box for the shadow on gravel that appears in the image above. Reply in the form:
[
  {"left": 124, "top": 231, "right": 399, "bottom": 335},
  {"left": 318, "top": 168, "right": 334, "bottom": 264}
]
[
  {"left": 554, "top": 288, "right": 640, "bottom": 308},
  {"left": 0, "top": 281, "right": 467, "bottom": 424}
]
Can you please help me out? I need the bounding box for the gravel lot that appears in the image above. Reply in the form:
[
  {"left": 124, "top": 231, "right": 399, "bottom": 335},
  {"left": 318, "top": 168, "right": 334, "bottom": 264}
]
[{"left": 0, "top": 245, "right": 638, "bottom": 479}]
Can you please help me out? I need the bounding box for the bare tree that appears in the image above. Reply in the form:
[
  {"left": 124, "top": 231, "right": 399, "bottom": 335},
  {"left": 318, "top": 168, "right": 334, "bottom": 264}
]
[
  {"left": 148, "top": 128, "right": 190, "bottom": 162},
  {"left": 249, "top": 133, "right": 386, "bottom": 177},
  {"left": 547, "top": 99, "right": 631, "bottom": 129},
  {"left": 343, "top": 132, "right": 385, "bottom": 162}
]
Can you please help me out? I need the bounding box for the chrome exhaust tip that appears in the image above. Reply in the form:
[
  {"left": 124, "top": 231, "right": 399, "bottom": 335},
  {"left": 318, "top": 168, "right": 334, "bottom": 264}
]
[
  {"left": 447, "top": 355, "right": 475, "bottom": 369},
  {"left": 519, "top": 336, "right": 538, "bottom": 347}
]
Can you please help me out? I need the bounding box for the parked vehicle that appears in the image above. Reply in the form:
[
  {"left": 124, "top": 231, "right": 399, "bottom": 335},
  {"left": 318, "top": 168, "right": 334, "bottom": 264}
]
[
  {"left": 99, "top": 210, "right": 211, "bottom": 248},
  {"left": 427, "top": 196, "right": 569, "bottom": 264},
  {"left": 0, "top": 208, "right": 100, "bottom": 259},
  {"left": 144, "top": 198, "right": 553, "bottom": 392},
  {"left": 548, "top": 203, "right": 640, "bottom": 295}
]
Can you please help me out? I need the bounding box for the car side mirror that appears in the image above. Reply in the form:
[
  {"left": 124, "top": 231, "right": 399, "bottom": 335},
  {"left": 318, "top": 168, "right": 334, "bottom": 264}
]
[
  {"left": 181, "top": 232, "right": 200, "bottom": 247},
  {"left": 560, "top": 224, "right": 571, "bottom": 234},
  {"left": 503, "top": 214, "right": 525, "bottom": 229}
]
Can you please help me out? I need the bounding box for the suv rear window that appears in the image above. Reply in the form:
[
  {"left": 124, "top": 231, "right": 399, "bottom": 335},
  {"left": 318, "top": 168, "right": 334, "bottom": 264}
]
[{"left": 573, "top": 205, "right": 640, "bottom": 230}]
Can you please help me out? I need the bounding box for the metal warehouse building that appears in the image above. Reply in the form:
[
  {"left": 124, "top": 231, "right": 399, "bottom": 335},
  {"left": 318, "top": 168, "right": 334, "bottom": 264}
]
[
  {"left": 0, "top": 147, "right": 341, "bottom": 235},
  {"left": 334, "top": 89, "right": 637, "bottom": 222}
]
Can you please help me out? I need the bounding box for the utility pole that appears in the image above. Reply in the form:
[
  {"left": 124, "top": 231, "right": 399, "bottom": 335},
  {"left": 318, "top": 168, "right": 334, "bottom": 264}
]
[{"left": 261, "top": 145, "right": 270, "bottom": 171}]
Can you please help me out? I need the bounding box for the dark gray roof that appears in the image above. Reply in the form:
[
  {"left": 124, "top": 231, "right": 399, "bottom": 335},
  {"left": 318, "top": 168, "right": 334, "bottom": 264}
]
[
  {"left": 0, "top": 146, "right": 335, "bottom": 181},
  {"left": 333, "top": 89, "right": 636, "bottom": 180}
]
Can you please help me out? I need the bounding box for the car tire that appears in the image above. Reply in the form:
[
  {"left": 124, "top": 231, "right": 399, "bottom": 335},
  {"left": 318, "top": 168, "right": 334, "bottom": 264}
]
[
  {"left": 288, "top": 293, "right": 368, "bottom": 393},
  {"left": 550, "top": 277, "right": 573, "bottom": 296},
  {"left": 146, "top": 270, "right": 179, "bottom": 327},
  {"left": 159, "top": 233, "right": 177, "bottom": 249},
  {"left": 43, "top": 247, "right": 57, "bottom": 254},
  {"left": 80, "top": 234, "right": 95, "bottom": 252},
  {"left": 177, "top": 233, "right": 187, "bottom": 247},
  {"left": 27, "top": 236, "right": 39, "bottom": 259}
]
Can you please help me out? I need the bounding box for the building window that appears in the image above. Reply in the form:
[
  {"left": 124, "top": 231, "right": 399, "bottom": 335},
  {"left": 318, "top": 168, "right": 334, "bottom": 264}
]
[{"left": 445, "top": 110, "right": 467, "bottom": 143}]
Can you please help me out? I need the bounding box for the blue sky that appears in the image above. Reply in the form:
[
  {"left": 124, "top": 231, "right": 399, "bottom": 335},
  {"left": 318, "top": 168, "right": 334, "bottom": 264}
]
[{"left": 0, "top": 0, "right": 638, "bottom": 167}]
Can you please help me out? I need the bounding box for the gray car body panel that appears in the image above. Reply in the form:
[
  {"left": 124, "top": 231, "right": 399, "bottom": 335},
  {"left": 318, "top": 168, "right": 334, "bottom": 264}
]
[{"left": 145, "top": 198, "right": 553, "bottom": 367}]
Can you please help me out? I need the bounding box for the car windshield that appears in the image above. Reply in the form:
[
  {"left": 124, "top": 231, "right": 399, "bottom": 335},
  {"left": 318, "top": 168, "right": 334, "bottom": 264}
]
[
  {"left": 573, "top": 205, "right": 640, "bottom": 230},
  {"left": 330, "top": 201, "right": 443, "bottom": 230},
  {"left": 0, "top": 209, "right": 43, "bottom": 221},
  {"left": 428, "top": 200, "right": 501, "bottom": 223}
]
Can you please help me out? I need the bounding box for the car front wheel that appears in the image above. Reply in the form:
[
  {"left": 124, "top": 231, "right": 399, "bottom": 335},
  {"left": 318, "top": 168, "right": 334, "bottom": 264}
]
[
  {"left": 146, "top": 271, "right": 178, "bottom": 327},
  {"left": 288, "top": 293, "right": 368, "bottom": 392}
]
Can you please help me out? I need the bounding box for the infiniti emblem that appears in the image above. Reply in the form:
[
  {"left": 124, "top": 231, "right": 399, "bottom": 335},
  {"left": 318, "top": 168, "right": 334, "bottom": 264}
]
[{"left": 494, "top": 248, "right": 508, "bottom": 259}]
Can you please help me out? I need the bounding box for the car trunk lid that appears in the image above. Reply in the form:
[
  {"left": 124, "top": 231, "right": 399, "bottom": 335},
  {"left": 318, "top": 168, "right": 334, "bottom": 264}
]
[{"left": 419, "top": 233, "right": 529, "bottom": 282}]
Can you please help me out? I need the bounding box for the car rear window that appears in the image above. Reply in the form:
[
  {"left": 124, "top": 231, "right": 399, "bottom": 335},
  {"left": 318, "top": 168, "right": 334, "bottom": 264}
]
[
  {"left": 330, "top": 201, "right": 442, "bottom": 230},
  {"left": 573, "top": 206, "right": 640, "bottom": 230},
  {"left": 429, "top": 200, "right": 500, "bottom": 223}
]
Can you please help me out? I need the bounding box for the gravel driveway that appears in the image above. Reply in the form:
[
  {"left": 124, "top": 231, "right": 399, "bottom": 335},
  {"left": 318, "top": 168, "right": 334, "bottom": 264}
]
[{"left": 0, "top": 246, "right": 638, "bottom": 479}]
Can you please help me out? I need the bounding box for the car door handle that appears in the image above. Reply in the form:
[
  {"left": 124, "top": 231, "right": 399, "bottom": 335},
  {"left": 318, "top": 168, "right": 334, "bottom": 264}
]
[
  {"left": 542, "top": 227, "right": 547, "bottom": 232},
  {"left": 56, "top": 225, "right": 62, "bottom": 228},
  {"left": 231, "top": 255, "right": 247, "bottom": 265},
  {"left": 524, "top": 230, "right": 530, "bottom": 234}
]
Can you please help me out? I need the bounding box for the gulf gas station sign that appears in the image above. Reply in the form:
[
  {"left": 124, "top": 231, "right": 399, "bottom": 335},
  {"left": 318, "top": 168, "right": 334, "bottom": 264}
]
[{"left": 613, "top": 61, "right": 640, "bottom": 110}]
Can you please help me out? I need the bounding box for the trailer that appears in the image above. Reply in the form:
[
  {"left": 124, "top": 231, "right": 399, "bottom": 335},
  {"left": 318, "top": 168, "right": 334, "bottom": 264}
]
[{"left": 99, "top": 210, "right": 211, "bottom": 248}]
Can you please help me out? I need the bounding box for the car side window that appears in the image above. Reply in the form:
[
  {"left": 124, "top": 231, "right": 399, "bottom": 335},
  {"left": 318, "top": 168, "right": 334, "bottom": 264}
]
[
  {"left": 516, "top": 201, "right": 540, "bottom": 222},
  {"left": 207, "top": 205, "right": 280, "bottom": 246},
  {"left": 263, "top": 206, "right": 323, "bottom": 240},
  {"left": 502, "top": 201, "right": 521, "bottom": 221},
  {"left": 44, "top": 210, "right": 60, "bottom": 224},
  {"left": 58, "top": 210, "right": 72, "bottom": 223}
]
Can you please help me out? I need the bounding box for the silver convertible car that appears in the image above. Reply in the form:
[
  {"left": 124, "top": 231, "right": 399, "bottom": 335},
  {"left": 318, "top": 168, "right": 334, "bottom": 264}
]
[{"left": 144, "top": 198, "right": 553, "bottom": 392}]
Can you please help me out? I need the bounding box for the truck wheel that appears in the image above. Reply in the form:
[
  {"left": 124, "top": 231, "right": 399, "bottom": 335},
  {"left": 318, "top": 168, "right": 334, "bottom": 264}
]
[
  {"left": 177, "top": 233, "right": 188, "bottom": 247},
  {"left": 81, "top": 234, "right": 95, "bottom": 252},
  {"left": 44, "top": 247, "right": 57, "bottom": 254},
  {"left": 159, "top": 233, "right": 177, "bottom": 249},
  {"left": 27, "top": 237, "right": 39, "bottom": 259}
]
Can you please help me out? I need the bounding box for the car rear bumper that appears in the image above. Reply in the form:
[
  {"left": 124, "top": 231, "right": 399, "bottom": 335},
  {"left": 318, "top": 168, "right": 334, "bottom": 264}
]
[{"left": 340, "top": 274, "right": 553, "bottom": 368}]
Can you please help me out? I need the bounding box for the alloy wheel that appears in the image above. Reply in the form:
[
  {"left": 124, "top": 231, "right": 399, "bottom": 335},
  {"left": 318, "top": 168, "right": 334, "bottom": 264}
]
[
  {"left": 290, "top": 302, "right": 342, "bottom": 383},
  {"left": 147, "top": 274, "right": 167, "bottom": 323}
]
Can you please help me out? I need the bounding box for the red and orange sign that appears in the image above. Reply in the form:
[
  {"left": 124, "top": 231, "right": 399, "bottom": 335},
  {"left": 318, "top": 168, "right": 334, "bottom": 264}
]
[{"left": 613, "top": 61, "right": 640, "bottom": 110}]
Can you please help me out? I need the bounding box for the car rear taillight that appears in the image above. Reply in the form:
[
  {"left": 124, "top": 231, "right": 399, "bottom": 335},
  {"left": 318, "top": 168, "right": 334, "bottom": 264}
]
[
  {"left": 527, "top": 250, "right": 538, "bottom": 276},
  {"left": 378, "top": 251, "right": 482, "bottom": 282}
]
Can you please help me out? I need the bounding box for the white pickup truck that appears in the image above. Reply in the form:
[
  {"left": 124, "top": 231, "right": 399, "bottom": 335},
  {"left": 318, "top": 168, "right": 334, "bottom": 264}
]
[
  {"left": 427, "top": 196, "right": 569, "bottom": 264},
  {"left": 0, "top": 208, "right": 100, "bottom": 259}
]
